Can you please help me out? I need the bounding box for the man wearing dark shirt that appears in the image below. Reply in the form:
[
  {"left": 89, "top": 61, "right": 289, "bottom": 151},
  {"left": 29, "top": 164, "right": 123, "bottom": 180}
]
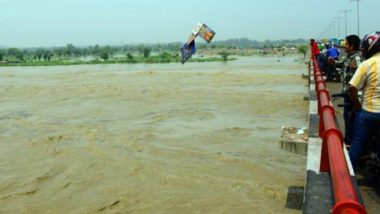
[{"left": 333, "top": 35, "right": 362, "bottom": 146}]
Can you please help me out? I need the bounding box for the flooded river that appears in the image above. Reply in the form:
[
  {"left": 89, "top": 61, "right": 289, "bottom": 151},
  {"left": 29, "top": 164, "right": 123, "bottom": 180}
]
[{"left": 0, "top": 56, "right": 308, "bottom": 213}]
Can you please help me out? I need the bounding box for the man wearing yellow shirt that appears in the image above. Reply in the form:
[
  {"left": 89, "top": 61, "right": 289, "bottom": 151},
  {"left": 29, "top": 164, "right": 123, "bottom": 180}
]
[{"left": 349, "top": 31, "right": 380, "bottom": 170}]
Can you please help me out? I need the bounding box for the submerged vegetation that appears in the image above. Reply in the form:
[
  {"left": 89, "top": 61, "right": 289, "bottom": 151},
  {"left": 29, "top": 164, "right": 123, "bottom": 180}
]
[{"left": 0, "top": 38, "right": 307, "bottom": 66}]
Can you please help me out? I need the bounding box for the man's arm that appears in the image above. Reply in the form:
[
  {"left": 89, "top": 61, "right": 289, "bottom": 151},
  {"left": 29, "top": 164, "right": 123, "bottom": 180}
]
[
  {"left": 328, "top": 58, "right": 344, "bottom": 68},
  {"left": 350, "top": 55, "right": 361, "bottom": 70},
  {"left": 349, "top": 84, "right": 361, "bottom": 110}
]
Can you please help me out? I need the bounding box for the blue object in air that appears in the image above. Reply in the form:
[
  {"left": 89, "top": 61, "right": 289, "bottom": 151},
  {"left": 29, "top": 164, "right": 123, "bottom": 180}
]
[{"left": 181, "top": 40, "right": 196, "bottom": 64}]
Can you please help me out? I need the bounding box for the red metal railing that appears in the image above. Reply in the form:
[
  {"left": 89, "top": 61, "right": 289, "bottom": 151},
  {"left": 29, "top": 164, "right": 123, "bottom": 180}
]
[{"left": 311, "top": 53, "right": 367, "bottom": 214}]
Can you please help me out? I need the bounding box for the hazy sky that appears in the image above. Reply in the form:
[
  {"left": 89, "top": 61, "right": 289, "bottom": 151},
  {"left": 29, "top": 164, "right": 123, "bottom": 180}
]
[{"left": 1, "top": 0, "right": 379, "bottom": 47}]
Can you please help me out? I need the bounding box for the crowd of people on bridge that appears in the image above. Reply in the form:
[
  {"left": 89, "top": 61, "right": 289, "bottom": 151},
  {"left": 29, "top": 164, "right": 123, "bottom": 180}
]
[{"left": 311, "top": 31, "right": 380, "bottom": 172}]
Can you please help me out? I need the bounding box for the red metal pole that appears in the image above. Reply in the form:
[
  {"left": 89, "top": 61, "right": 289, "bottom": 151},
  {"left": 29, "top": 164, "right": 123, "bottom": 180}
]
[
  {"left": 327, "top": 133, "right": 367, "bottom": 214},
  {"left": 320, "top": 105, "right": 341, "bottom": 172},
  {"left": 315, "top": 75, "right": 324, "bottom": 84},
  {"left": 316, "top": 81, "right": 326, "bottom": 96},
  {"left": 318, "top": 89, "right": 330, "bottom": 115}
]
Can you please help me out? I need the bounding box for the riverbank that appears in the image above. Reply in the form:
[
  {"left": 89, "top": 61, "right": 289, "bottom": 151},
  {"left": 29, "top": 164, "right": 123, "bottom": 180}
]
[
  {"left": 0, "top": 56, "right": 236, "bottom": 67},
  {"left": 0, "top": 46, "right": 303, "bottom": 67}
]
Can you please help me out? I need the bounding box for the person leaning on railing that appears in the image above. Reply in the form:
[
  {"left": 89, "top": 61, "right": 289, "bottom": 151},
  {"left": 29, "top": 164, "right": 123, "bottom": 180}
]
[
  {"left": 348, "top": 31, "right": 380, "bottom": 170},
  {"left": 325, "top": 44, "right": 340, "bottom": 81}
]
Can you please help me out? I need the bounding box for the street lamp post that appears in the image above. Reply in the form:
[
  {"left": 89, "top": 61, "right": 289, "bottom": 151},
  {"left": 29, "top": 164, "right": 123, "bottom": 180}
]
[
  {"left": 329, "top": 23, "right": 332, "bottom": 38},
  {"left": 340, "top": 10, "right": 351, "bottom": 37},
  {"left": 351, "top": 0, "right": 361, "bottom": 37},
  {"left": 335, "top": 17, "right": 342, "bottom": 39},
  {"left": 332, "top": 21, "right": 336, "bottom": 38}
]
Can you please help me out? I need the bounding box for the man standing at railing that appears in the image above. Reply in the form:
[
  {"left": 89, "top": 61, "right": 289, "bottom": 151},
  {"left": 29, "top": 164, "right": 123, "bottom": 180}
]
[
  {"left": 333, "top": 35, "right": 362, "bottom": 146},
  {"left": 310, "top": 39, "right": 321, "bottom": 65},
  {"left": 349, "top": 31, "right": 380, "bottom": 170}
]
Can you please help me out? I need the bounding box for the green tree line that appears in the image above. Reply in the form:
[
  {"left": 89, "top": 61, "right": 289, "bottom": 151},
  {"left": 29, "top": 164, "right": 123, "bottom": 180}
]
[
  {"left": 0, "top": 38, "right": 307, "bottom": 65},
  {"left": 0, "top": 43, "right": 175, "bottom": 63}
]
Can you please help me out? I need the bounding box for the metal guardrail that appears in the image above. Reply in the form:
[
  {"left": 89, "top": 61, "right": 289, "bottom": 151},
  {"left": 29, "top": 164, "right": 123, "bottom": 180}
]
[{"left": 310, "top": 54, "right": 367, "bottom": 214}]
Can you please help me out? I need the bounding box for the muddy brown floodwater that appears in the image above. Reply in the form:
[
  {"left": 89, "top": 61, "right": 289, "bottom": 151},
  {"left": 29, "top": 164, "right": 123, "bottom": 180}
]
[{"left": 0, "top": 56, "right": 308, "bottom": 213}]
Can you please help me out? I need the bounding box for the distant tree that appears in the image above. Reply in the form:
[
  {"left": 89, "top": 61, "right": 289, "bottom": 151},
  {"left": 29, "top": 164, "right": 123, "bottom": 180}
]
[
  {"left": 143, "top": 47, "right": 151, "bottom": 58},
  {"left": 173, "top": 52, "right": 180, "bottom": 62},
  {"left": 160, "top": 52, "right": 171, "bottom": 58},
  {"left": 103, "top": 45, "right": 114, "bottom": 56},
  {"left": 53, "top": 48, "right": 65, "bottom": 58},
  {"left": 35, "top": 48, "right": 45, "bottom": 61},
  {"left": 218, "top": 51, "right": 231, "bottom": 61},
  {"left": 93, "top": 44, "right": 100, "bottom": 56},
  {"left": 0, "top": 50, "right": 3, "bottom": 61},
  {"left": 81, "top": 47, "right": 89, "bottom": 56},
  {"left": 126, "top": 53, "right": 134, "bottom": 60},
  {"left": 198, "top": 44, "right": 207, "bottom": 49},
  {"left": 298, "top": 45, "right": 308, "bottom": 59},
  {"left": 43, "top": 50, "right": 54, "bottom": 61},
  {"left": 100, "top": 51, "right": 109, "bottom": 61},
  {"left": 66, "top": 44, "right": 79, "bottom": 57},
  {"left": 21, "top": 49, "right": 30, "bottom": 61},
  {"left": 7, "top": 48, "right": 24, "bottom": 61},
  {"left": 159, "top": 52, "right": 171, "bottom": 62}
]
